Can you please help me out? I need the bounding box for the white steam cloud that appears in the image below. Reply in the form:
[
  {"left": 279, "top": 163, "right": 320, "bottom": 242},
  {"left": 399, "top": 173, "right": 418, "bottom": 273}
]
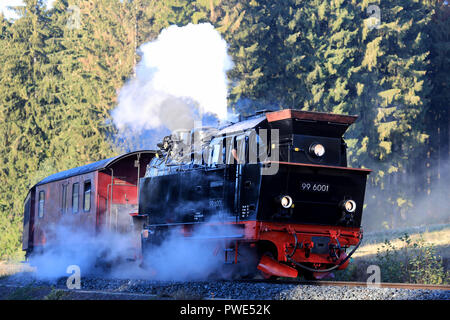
[
  {"left": 28, "top": 215, "right": 140, "bottom": 280},
  {"left": 26, "top": 24, "right": 245, "bottom": 282},
  {"left": 28, "top": 214, "right": 251, "bottom": 282},
  {"left": 112, "top": 23, "right": 233, "bottom": 133},
  {"left": 138, "top": 222, "right": 251, "bottom": 281}
]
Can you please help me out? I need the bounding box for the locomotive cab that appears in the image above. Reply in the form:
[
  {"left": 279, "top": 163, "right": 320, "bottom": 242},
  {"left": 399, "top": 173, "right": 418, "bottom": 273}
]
[{"left": 254, "top": 110, "right": 370, "bottom": 228}]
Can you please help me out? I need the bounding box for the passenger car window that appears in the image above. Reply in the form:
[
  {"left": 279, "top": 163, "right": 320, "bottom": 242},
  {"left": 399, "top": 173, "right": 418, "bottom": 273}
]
[
  {"left": 38, "top": 191, "right": 45, "bottom": 218},
  {"left": 72, "top": 183, "right": 79, "bottom": 213},
  {"left": 61, "top": 184, "right": 67, "bottom": 214},
  {"left": 83, "top": 180, "right": 91, "bottom": 212}
]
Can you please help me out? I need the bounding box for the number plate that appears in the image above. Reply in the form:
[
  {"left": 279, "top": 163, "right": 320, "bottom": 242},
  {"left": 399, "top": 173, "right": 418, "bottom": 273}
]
[{"left": 301, "top": 182, "right": 330, "bottom": 192}]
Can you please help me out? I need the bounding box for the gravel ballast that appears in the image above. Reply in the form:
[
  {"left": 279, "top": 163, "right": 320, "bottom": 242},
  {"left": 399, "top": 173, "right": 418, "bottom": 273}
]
[{"left": 1, "top": 273, "right": 449, "bottom": 300}]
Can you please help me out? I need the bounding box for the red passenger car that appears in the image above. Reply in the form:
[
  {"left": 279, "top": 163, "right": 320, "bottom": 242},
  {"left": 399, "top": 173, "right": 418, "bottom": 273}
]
[{"left": 22, "top": 150, "right": 155, "bottom": 259}]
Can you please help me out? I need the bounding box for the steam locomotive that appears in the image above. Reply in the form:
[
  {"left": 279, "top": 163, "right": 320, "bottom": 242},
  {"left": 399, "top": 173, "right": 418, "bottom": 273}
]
[
  {"left": 23, "top": 109, "right": 370, "bottom": 280},
  {"left": 139, "top": 109, "right": 371, "bottom": 279}
]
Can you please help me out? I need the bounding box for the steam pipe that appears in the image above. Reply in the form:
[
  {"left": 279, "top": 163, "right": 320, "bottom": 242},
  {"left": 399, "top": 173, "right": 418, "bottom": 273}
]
[{"left": 286, "top": 232, "right": 298, "bottom": 258}]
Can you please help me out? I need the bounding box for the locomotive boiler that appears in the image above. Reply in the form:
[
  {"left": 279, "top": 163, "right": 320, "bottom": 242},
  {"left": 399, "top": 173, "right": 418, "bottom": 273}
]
[{"left": 137, "top": 109, "right": 371, "bottom": 279}]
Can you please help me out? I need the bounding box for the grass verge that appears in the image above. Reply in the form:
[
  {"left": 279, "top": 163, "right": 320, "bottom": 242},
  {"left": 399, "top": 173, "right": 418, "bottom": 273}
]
[{"left": 335, "top": 226, "right": 450, "bottom": 284}]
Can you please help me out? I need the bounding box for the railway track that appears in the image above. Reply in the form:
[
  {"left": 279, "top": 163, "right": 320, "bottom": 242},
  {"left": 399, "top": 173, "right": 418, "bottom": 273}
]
[
  {"left": 1, "top": 275, "right": 449, "bottom": 300},
  {"left": 236, "top": 279, "right": 450, "bottom": 291}
]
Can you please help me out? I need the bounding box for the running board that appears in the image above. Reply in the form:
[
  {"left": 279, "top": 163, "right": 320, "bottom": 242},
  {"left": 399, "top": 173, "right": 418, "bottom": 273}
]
[{"left": 183, "top": 234, "right": 245, "bottom": 240}]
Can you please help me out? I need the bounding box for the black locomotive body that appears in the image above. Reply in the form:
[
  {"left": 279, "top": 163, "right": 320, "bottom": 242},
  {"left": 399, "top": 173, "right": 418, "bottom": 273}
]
[{"left": 138, "top": 109, "right": 371, "bottom": 279}]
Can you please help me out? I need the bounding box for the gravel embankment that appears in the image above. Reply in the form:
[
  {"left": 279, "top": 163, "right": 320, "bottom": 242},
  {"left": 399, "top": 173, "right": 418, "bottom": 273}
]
[{"left": 1, "top": 273, "right": 449, "bottom": 300}]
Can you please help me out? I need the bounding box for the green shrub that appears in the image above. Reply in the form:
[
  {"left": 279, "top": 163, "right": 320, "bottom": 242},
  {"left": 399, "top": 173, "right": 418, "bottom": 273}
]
[
  {"left": 44, "top": 288, "right": 68, "bottom": 300},
  {"left": 376, "top": 233, "right": 449, "bottom": 284},
  {"left": 7, "top": 285, "right": 40, "bottom": 300}
]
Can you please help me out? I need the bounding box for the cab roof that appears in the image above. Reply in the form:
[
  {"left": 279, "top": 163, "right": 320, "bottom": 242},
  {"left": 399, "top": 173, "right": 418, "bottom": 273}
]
[{"left": 217, "top": 109, "right": 357, "bottom": 137}]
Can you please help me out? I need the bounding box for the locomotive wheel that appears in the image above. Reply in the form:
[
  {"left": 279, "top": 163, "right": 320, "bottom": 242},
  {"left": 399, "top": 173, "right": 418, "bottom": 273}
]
[
  {"left": 219, "top": 263, "right": 239, "bottom": 280},
  {"left": 241, "top": 242, "right": 279, "bottom": 280},
  {"left": 302, "top": 270, "right": 316, "bottom": 281},
  {"left": 301, "top": 267, "right": 335, "bottom": 280},
  {"left": 216, "top": 244, "right": 257, "bottom": 280}
]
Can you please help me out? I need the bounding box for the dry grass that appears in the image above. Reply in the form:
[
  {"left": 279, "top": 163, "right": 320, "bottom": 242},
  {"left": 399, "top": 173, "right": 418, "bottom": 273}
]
[
  {"left": 355, "top": 225, "right": 450, "bottom": 259},
  {"left": 0, "top": 261, "right": 34, "bottom": 279},
  {"left": 334, "top": 224, "right": 450, "bottom": 283}
]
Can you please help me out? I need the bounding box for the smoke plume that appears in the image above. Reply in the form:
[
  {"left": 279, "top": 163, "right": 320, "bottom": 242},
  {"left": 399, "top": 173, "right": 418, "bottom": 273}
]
[
  {"left": 361, "top": 157, "right": 450, "bottom": 231},
  {"left": 25, "top": 24, "right": 242, "bottom": 282},
  {"left": 138, "top": 221, "right": 250, "bottom": 281},
  {"left": 28, "top": 214, "right": 139, "bottom": 280},
  {"left": 112, "top": 23, "right": 233, "bottom": 140}
]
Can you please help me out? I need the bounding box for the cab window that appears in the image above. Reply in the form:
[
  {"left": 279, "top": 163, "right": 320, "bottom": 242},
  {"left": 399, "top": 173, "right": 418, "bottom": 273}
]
[
  {"left": 248, "top": 130, "right": 267, "bottom": 163},
  {"left": 225, "top": 135, "right": 235, "bottom": 165},
  {"left": 207, "top": 138, "right": 224, "bottom": 166},
  {"left": 235, "top": 135, "right": 247, "bottom": 164}
]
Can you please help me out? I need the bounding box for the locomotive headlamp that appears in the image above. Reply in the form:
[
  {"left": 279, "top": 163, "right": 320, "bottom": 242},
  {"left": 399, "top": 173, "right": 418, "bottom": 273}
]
[
  {"left": 342, "top": 200, "right": 356, "bottom": 213},
  {"left": 310, "top": 143, "right": 325, "bottom": 157},
  {"left": 281, "top": 195, "right": 293, "bottom": 208}
]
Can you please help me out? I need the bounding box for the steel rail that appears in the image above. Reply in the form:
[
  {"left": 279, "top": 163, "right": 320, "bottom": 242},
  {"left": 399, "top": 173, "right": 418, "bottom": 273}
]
[{"left": 235, "top": 279, "right": 450, "bottom": 291}]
